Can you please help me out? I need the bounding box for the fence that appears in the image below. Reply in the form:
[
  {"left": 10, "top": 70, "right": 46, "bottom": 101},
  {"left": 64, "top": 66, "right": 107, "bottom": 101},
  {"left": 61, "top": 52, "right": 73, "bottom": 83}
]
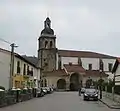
[{"left": 0, "top": 89, "right": 34, "bottom": 108}]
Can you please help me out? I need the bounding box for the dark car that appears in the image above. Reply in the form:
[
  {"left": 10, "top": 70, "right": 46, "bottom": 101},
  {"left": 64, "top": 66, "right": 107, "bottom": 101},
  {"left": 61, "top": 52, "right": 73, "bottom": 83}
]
[{"left": 83, "top": 88, "right": 98, "bottom": 101}]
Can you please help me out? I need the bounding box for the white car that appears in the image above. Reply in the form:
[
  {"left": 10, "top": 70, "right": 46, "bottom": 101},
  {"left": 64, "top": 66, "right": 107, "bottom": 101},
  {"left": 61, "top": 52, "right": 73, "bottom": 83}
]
[{"left": 42, "top": 87, "right": 47, "bottom": 94}]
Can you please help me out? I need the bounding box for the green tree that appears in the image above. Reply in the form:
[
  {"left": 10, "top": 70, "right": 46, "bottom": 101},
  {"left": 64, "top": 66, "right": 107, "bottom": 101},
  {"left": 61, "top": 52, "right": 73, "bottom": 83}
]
[
  {"left": 86, "top": 79, "right": 93, "bottom": 88},
  {"left": 98, "top": 78, "right": 104, "bottom": 86}
]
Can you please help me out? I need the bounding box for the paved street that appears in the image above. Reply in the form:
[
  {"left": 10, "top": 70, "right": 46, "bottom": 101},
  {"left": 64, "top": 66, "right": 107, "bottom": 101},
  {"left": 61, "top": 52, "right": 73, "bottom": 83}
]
[{"left": 1, "top": 92, "right": 120, "bottom": 111}]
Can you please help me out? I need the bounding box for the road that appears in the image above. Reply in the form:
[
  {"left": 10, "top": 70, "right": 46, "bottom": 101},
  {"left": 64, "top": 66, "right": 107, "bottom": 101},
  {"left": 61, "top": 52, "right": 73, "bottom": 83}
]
[{"left": 1, "top": 92, "right": 119, "bottom": 111}]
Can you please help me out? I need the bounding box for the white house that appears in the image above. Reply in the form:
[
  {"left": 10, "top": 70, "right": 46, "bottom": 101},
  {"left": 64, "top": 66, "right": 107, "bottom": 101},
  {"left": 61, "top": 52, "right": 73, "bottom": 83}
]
[
  {"left": 0, "top": 48, "right": 40, "bottom": 89},
  {"left": 112, "top": 58, "right": 120, "bottom": 85}
]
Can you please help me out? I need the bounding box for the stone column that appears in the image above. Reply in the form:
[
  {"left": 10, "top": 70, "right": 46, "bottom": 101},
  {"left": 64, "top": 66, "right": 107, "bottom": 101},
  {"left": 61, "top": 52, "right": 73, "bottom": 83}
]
[{"left": 66, "top": 77, "right": 70, "bottom": 90}]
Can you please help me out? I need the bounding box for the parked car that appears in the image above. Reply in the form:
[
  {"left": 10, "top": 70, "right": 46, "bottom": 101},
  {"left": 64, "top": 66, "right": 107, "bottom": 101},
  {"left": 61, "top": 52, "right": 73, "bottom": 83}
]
[
  {"left": 36, "top": 88, "right": 45, "bottom": 97},
  {"left": 83, "top": 88, "right": 98, "bottom": 101},
  {"left": 45, "top": 87, "right": 51, "bottom": 94},
  {"left": 50, "top": 87, "right": 54, "bottom": 93},
  {"left": 41, "top": 87, "right": 47, "bottom": 95}
]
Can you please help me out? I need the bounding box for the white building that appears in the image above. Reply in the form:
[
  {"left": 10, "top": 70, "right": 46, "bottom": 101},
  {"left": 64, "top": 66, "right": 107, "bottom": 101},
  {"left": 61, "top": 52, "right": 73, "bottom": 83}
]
[
  {"left": 58, "top": 50, "right": 116, "bottom": 79},
  {"left": 0, "top": 48, "right": 40, "bottom": 89}
]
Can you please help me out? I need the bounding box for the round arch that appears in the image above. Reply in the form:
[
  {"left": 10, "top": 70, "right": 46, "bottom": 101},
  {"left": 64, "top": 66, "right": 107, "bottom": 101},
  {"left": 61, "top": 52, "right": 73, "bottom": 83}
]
[
  {"left": 57, "top": 79, "right": 66, "bottom": 89},
  {"left": 69, "top": 73, "right": 82, "bottom": 91}
]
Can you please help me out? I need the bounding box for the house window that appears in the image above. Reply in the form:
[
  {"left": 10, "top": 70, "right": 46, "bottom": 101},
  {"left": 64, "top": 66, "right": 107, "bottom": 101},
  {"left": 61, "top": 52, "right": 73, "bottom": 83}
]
[
  {"left": 88, "top": 64, "right": 92, "bottom": 70},
  {"left": 108, "top": 63, "right": 113, "bottom": 72},
  {"left": 17, "top": 61, "right": 20, "bottom": 74},
  {"left": 101, "top": 63, "right": 104, "bottom": 71},
  {"left": 23, "top": 64, "right": 26, "bottom": 75},
  {"left": 27, "top": 65, "right": 29, "bottom": 75},
  {"left": 99, "top": 62, "right": 104, "bottom": 71},
  {"left": 31, "top": 68, "right": 33, "bottom": 76}
]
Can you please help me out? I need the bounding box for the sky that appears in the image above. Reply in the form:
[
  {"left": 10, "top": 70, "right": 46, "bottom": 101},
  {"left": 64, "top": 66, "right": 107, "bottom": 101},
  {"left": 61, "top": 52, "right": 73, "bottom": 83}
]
[{"left": 0, "top": 0, "right": 120, "bottom": 57}]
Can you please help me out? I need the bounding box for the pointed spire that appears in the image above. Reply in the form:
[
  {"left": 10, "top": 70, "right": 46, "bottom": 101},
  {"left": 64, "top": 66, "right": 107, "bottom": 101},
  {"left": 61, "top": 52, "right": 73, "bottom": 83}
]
[
  {"left": 41, "top": 17, "right": 54, "bottom": 35},
  {"left": 44, "top": 17, "right": 51, "bottom": 28}
]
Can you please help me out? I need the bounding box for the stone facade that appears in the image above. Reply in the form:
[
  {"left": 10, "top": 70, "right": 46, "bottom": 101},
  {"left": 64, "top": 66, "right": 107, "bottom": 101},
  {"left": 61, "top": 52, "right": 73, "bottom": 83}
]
[
  {"left": 38, "top": 18, "right": 57, "bottom": 72},
  {"left": 38, "top": 17, "right": 116, "bottom": 90}
]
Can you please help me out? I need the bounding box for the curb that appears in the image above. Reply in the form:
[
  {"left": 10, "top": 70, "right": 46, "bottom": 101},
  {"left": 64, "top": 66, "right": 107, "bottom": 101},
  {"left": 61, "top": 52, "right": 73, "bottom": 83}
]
[{"left": 99, "top": 99, "right": 120, "bottom": 109}]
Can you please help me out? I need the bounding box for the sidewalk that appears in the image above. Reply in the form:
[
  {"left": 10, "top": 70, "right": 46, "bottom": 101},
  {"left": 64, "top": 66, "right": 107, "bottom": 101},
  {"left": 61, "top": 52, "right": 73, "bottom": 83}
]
[{"left": 99, "top": 94, "right": 120, "bottom": 109}]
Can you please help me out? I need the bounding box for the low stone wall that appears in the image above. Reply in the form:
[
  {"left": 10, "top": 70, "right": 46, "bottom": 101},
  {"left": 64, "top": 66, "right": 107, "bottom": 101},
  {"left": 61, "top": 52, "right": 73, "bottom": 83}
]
[{"left": 103, "top": 91, "right": 120, "bottom": 103}]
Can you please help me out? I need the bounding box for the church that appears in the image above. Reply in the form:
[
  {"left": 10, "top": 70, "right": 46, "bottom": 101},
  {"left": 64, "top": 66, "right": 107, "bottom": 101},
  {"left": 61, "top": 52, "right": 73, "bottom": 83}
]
[{"left": 25, "top": 17, "right": 116, "bottom": 91}]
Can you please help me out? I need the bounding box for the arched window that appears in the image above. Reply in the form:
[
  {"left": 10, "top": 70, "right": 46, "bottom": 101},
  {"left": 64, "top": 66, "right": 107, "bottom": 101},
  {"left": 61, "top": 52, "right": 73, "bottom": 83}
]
[
  {"left": 45, "top": 41, "right": 48, "bottom": 48},
  {"left": 50, "top": 41, "right": 53, "bottom": 48}
]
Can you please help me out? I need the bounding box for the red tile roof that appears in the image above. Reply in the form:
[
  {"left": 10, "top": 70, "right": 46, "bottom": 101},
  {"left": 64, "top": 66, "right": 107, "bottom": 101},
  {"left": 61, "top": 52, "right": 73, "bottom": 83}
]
[
  {"left": 58, "top": 49, "right": 116, "bottom": 58},
  {"left": 64, "top": 64, "right": 86, "bottom": 73},
  {"left": 84, "top": 70, "right": 108, "bottom": 77},
  {"left": 43, "top": 69, "right": 68, "bottom": 77}
]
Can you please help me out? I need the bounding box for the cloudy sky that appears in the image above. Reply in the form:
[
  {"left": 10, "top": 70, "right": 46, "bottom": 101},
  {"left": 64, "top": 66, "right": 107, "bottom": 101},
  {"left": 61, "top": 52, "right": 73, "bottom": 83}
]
[{"left": 0, "top": 0, "right": 120, "bottom": 57}]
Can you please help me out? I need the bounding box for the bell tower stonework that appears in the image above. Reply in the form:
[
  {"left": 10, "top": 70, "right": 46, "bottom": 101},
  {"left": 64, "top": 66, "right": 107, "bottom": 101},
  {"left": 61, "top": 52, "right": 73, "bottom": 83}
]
[{"left": 38, "top": 17, "right": 57, "bottom": 73}]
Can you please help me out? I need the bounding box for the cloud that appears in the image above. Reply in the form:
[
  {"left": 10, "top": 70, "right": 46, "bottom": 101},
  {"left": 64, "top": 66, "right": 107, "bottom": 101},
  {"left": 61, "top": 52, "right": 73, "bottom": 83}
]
[{"left": 0, "top": 0, "right": 120, "bottom": 56}]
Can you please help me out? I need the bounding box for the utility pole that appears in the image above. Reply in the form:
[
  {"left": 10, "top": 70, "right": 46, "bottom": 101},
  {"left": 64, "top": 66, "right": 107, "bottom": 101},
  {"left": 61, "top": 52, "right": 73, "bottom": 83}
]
[{"left": 9, "top": 43, "right": 18, "bottom": 89}]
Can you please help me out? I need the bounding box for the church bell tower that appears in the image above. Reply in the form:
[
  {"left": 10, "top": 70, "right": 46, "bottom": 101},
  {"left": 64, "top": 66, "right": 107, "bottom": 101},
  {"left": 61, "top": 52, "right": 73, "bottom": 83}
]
[{"left": 38, "top": 17, "right": 57, "bottom": 72}]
